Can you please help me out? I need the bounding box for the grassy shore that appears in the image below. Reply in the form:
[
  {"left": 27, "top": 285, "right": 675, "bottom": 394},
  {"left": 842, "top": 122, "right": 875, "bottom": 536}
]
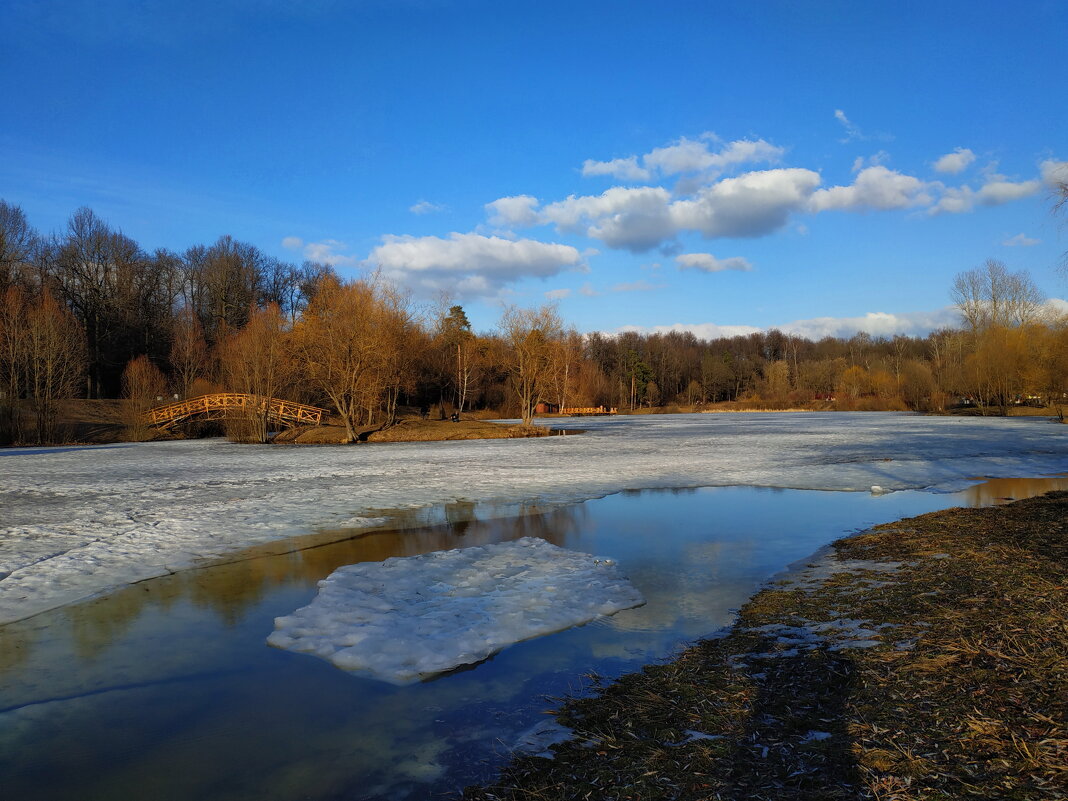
[
  {"left": 273, "top": 417, "right": 549, "bottom": 444},
  {"left": 463, "top": 492, "right": 1067, "bottom": 801}
]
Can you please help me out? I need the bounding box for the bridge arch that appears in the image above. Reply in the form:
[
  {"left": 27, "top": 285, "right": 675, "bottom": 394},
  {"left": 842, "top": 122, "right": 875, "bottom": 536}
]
[{"left": 143, "top": 394, "right": 328, "bottom": 430}]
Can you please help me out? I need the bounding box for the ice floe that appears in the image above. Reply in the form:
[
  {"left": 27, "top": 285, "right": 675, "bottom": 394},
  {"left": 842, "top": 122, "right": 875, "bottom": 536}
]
[
  {"left": 2, "top": 412, "right": 1067, "bottom": 624},
  {"left": 266, "top": 537, "right": 644, "bottom": 683}
]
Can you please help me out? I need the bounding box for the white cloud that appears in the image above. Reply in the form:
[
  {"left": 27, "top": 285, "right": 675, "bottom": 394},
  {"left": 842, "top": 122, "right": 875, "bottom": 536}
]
[
  {"left": 579, "top": 282, "right": 599, "bottom": 297},
  {"left": 582, "top": 136, "right": 783, "bottom": 182},
  {"left": 778, "top": 308, "right": 961, "bottom": 339},
  {"left": 615, "top": 322, "right": 762, "bottom": 339},
  {"left": 1040, "top": 159, "right": 1068, "bottom": 186},
  {"left": 933, "top": 147, "right": 976, "bottom": 174},
  {"left": 367, "top": 232, "right": 582, "bottom": 298},
  {"left": 542, "top": 186, "right": 675, "bottom": 252},
  {"left": 506, "top": 168, "right": 820, "bottom": 251},
  {"left": 931, "top": 176, "right": 1042, "bottom": 214},
  {"left": 1003, "top": 233, "right": 1040, "bottom": 247},
  {"left": 977, "top": 179, "right": 1041, "bottom": 205},
  {"left": 675, "top": 253, "right": 753, "bottom": 272},
  {"left": 617, "top": 306, "right": 963, "bottom": 342},
  {"left": 833, "top": 109, "right": 892, "bottom": 144},
  {"left": 409, "top": 199, "right": 447, "bottom": 215},
  {"left": 544, "top": 287, "right": 571, "bottom": 299},
  {"left": 302, "top": 239, "right": 360, "bottom": 267},
  {"left": 810, "top": 166, "right": 932, "bottom": 212},
  {"left": 581, "top": 156, "right": 651, "bottom": 181},
  {"left": 834, "top": 109, "right": 862, "bottom": 142},
  {"left": 670, "top": 168, "right": 822, "bottom": 238},
  {"left": 281, "top": 236, "right": 303, "bottom": 250},
  {"left": 851, "top": 151, "right": 890, "bottom": 172},
  {"left": 643, "top": 136, "right": 785, "bottom": 177},
  {"left": 485, "top": 194, "right": 541, "bottom": 228}
]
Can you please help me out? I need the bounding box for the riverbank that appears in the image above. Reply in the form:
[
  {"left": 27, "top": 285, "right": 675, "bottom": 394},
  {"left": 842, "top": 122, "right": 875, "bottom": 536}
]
[
  {"left": 463, "top": 491, "right": 1068, "bottom": 800},
  {"left": 272, "top": 418, "right": 549, "bottom": 444}
]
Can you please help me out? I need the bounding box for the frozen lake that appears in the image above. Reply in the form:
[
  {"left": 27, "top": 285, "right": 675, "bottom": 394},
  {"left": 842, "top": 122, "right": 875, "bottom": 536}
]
[
  {"left": 1, "top": 413, "right": 1067, "bottom": 799},
  {"left": 3, "top": 412, "right": 1068, "bottom": 625}
]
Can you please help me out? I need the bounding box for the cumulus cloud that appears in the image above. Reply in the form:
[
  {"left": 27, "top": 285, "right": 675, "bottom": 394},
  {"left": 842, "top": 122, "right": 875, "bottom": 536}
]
[
  {"left": 581, "top": 156, "right": 651, "bottom": 181},
  {"left": 1003, "top": 233, "right": 1040, "bottom": 247},
  {"left": 675, "top": 253, "right": 753, "bottom": 272},
  {"left": 281, "top": 236, "right": 303, "bottom": 250},
  {"left": 542, "top": 186, "right": 675, "bottom": 252},
  {"left": 493, "top": 169, "right": 821, "bottom": 251},
  {"left": 931, "top": 176, "right": 1042, "bottom": 214},
  {"left": 367, "top": 232, "right": 582, "bottom": 298},
  {"left": 409, "top": 199, "right": 447, "bottom": 215},
  {"left": 810, "top": 166, "right": 932, "bottom": 212},
  {"left": 670, "top": 168, "right": 822, "bottom": 238},
  {"left": 485, "top": 194, "right": 541, "bottom": 228},
  {"left": 977, "top": 178, "right": 1041, "bottom": 204},
  {"left": 485, "top": 135, "right": 1057, "bottom": 257},
  {"left": 933, "top": 147, "right": 976, "bottom": 174},
  {"left": 644, "top": 136, "right": 784, "bottom": 177},
  {"left": 581, "top": 136, "right": 783, "bottom": 182}
]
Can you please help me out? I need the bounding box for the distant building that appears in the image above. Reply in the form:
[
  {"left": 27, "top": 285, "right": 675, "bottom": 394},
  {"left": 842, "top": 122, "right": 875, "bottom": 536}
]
[{"left": 534, "top": 401, "right": 559, "bottom": 414}]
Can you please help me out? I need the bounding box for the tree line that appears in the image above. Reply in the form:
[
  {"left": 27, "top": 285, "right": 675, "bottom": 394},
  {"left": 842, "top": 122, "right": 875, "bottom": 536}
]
[{"left": 1, "top": 200, "right": 1066, "bottom": 444}]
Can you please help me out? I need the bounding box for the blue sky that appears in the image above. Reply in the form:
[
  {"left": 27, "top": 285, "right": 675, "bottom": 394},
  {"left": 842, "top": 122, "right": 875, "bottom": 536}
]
[{"left": 2, "top": 0, "right": 1066, "bottom": 337}]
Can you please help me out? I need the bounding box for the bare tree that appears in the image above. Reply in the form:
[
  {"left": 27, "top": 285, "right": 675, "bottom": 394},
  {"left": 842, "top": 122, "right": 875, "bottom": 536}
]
[
  {"left": 499, "top": 304, "right": 564, "bottom": 425},
  {"left": 24, "top": 291, "right": 86, "bottom": 443},
  {"left": 548, "top": 328, "right": 583, "bottom": 411},
  {"left": 0, "top": 286, "right": 28, "bottom": 442},
  {"left": 218, "top": 304, "right": 291, "bottom": 443},
  {"left": 0, "top": 200, "right": 38, "bottom": 293},
  {"left": 290, "top": 276, "right": 417, "bottom": 442},
  {"left": 121, "top": 355, "right": 168, "bottom": 440},
  {"left": 951, "top": 259, "right": 1045, "bottom": 332},
  {"left": 170, "top": 306, "right": 208, "bottom": 398}
]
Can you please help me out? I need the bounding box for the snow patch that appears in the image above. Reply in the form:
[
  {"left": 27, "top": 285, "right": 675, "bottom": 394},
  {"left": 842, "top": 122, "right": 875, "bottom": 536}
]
[{"left": 266, "top": 538, "right": 644, "bottom": 684}]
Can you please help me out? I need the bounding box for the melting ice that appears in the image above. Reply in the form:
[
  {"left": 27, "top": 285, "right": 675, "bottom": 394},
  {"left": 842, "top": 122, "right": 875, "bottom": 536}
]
[
  {"left": 3, "top": 412, "right": 1068, "bottom": 624},
  {"left": 267, "top": 537, "right": 644, "bottom": 683}
]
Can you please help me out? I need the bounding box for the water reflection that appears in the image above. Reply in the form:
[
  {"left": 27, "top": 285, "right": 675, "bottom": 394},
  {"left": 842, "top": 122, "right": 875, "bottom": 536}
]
[
  {"left": 959, "top": 474, "right": 1068, "bottom": 507},
  {"left": 1, "top": 478, "right": 1065, "bottom": 801}
]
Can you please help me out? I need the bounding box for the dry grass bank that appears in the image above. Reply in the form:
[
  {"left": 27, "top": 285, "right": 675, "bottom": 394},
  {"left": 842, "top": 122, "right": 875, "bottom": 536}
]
[
  {"left": 464, "top": 492, "right": 1067, "bottom": 801},
  {"left": 272, "top": 417, "right": 550, "bottom": 444}
]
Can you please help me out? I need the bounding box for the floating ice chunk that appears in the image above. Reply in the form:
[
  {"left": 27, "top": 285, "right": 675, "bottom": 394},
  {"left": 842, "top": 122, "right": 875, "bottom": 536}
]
[{"left": 267, "top": 537, "right": 644, "bottom": 684}]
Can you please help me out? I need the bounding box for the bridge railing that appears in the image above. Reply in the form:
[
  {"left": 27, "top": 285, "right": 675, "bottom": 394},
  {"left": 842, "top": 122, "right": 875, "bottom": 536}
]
[{"left": 143, "top": 394, "right": 327, "bottom": 429}]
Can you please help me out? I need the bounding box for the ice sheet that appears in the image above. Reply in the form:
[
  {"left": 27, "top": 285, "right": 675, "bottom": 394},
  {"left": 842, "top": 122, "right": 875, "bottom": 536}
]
[
  {"left": 2, "top": 412, "right": 1067, "bottom": 624},
  {"left": 266, "top": 537, "right": 644, "bottom": 683}
]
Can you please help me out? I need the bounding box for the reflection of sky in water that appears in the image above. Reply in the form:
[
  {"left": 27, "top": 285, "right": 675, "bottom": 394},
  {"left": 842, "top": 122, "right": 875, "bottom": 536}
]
[{"left": 1, "top": 477, "right": 1065, "bottom": 801}]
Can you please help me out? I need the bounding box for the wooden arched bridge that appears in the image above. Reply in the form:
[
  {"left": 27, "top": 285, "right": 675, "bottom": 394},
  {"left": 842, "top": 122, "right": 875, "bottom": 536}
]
[{"left": 143, "top": 394, "right": 328, "bottom": 430}]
